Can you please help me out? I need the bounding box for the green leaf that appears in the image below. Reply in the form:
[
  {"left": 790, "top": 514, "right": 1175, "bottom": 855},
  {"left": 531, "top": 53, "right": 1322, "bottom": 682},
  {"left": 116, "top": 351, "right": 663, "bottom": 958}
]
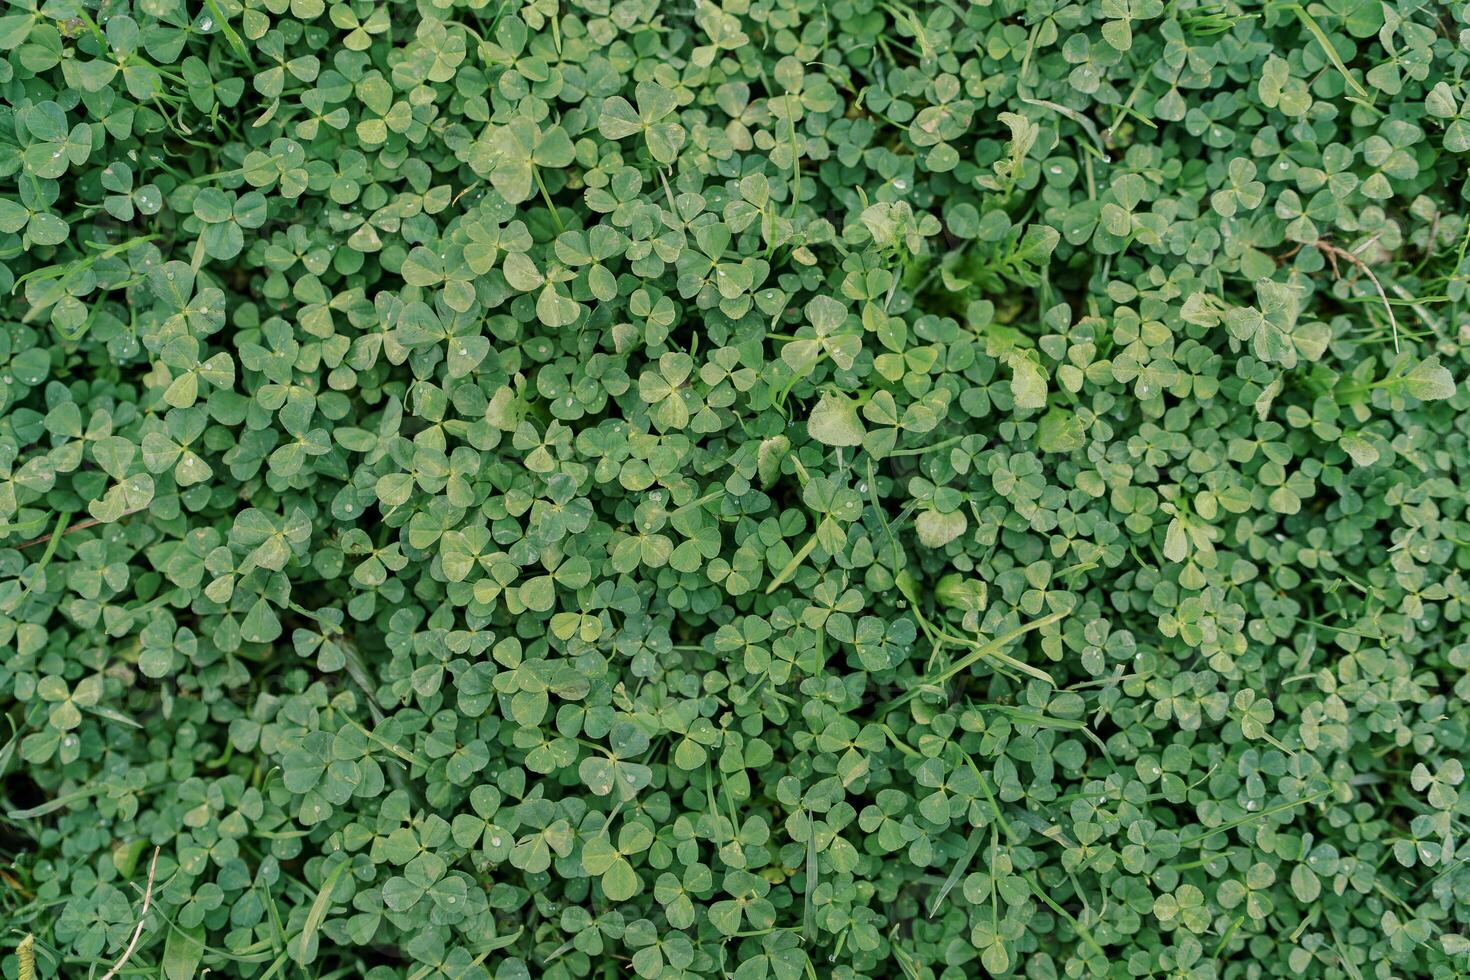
[
  {"left": 916, "top": 509, "right": 966, "bottom": 548},
  {"left": 163, "top": 924, "right": 206, "bottom": 980},
  {"left": 1007, "top": 352, "right": 1048, "bottom": 410},
  {"left": 1036, "top": 406, "right": 1084, "bottom": 453},
  {"left": 598, "top": 97, "right": 642, "bottom": 140},
  {"left": 807, "top": 391, "right": 865, "bottom": 447},
  {"left": 1290, "top": 864, "right": 1320, "bottom": 903},
  {"left": 601, "top": 856, "right": 640, "bottom": 900},
  {"left": 1404, "top": 356, "right": 1456, "bottom": 401}
]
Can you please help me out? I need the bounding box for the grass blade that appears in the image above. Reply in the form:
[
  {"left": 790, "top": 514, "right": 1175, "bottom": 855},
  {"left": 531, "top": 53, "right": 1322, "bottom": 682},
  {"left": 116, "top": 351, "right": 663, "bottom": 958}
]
[
  {"left": 889, "top": 606, "right": 1070, "bottom": 711},
  {"left": 290, "top": 860, "right": 348, "bottom": 966},
  {"left": 927, "top": 824, "right": 984, "bottom": 917}
]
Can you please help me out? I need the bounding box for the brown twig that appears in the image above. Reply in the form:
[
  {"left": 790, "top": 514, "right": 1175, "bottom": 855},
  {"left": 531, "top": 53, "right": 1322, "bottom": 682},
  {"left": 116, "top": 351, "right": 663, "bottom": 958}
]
[
  {"left": 1275, "top": 243, "right": 1303, "bottom": 264},
  {"left": 17, "top": 516, "right": 103, "bottom": 550},
  {"left": 1314, "top": 238, "right": 1400, "bottom": 353},
  {"left": 99, "top": 846, "right": 160, "bottom": 980}
]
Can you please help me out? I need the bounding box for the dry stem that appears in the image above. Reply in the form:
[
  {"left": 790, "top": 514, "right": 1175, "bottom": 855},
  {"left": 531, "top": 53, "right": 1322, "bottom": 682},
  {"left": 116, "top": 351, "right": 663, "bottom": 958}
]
[
  {"left": 17, "top": 516, "right": 102, "bottom": 550},
  {"left": 99, "top": 846, "right": 161, "bottom": 980},
  {"left": 1314, "top": 238, "right": 1400, "bottom": 353}
]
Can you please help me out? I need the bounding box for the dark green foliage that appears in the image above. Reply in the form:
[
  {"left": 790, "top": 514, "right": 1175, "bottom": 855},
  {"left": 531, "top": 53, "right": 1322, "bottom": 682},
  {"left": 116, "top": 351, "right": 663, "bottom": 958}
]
[{"left": 1, "top": 0, "right": 1469, "bottom": 978}]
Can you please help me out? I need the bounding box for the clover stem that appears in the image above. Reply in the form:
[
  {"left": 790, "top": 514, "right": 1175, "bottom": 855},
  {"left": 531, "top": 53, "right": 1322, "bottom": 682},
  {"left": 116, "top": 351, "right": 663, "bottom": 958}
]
[
  {"left": 1213, "top": 915, "right": 1245, "bottom": 958},
  {"left": 16, "top": 510, "right": 73, "bottom": 603},
  {"left": 1177, "top": 787, "right": 1332, "bottom": 848},
  {"left": 1021, "top": 871, "right": 1106, "bottom": 959},
  {"left": 990, "top": 826, "right": 1000, "bottom": 933},
  {"left": 1106, "top": 73, "right": 1158, "bottom": 139},
  {"left": 801, "top": 805, "right": 818, "bottom": 944},
  {"left": 670, "top": 488, "right": 724, "bottom": 514},
  {"left": 771, "top": 360, "right": 816, "bottom": 413},
  {"left": 1290, "top": 905, "right": 1320, "bottom": 943},
  {"left": 534, "top": 168, "right": 564, "bottom": 232},
  {"left": 341, "top": 717, "right": 429, "bottom": 770},
  {"left": 963, "top": 752, "right": 1017, "bottom": 842},
  {"left": 1255, "top": 728, "right": 1299, "bottom": 758},
  {"left": 784, "top": 96, "right": 802, "bottom": 221},
  {"left": 1018, "top": 22, "right": 1039, "bottom": 82},
  {"left": 879, "top": 724, "right": 917, "bottom": 757},
  {"left": 186, "top": 155, "right": 287, "bottom": 186},
  {"left": 789, "top": 454, "right": 812, "bottom": 488},
  {"left": 765, "top": 530, "right": 820, "bottom": 594},
  {"left": 886, "top": 434, "right": 964, "bottom": 458}
]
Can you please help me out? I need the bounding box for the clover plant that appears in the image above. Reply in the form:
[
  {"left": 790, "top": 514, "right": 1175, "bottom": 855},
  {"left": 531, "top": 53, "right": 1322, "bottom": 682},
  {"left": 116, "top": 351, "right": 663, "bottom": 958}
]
[{"left": 1, "top": 0, "right": 1469, "bottom": 978}]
